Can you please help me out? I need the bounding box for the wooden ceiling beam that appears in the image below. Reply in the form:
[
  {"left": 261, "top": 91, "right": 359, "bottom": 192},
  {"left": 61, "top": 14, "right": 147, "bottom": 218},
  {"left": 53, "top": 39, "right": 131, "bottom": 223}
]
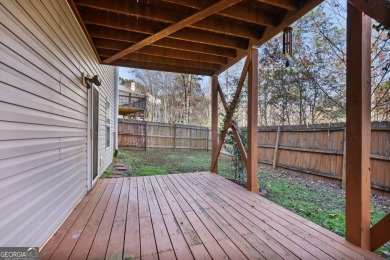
[
  {"left": 103, "top": 0, "right": 244, "bottom": 63},
  {"left": 216, "top": 0, "right": 323, "bottom": 74},
  {"left": 75, "top": 0, "right": 260, "bottom": 39},
  {"left": 172, "top": 28, "right": 248, "bottom": 50},
  {"left": 109, "top": 59, "right": 215, "bottom": 76},
  {"left": 92, "top": 38, "right": 228, "bottom": 65},
  {"left": 98, "top": 49, "right": 220, "bottom": 70},
  {"left": 161, "top": 0, "right": 276, "bottom": 26},
  {"left": 81, "top": 10, "right": 248, "bottom": 50},
  {"left": 138, "top": 46, "right": 228, "bottom": 65},
  {"left": 88, "top": 25, "right": 237, "bottom": 58},
  {"left": 348, "top": 0, "right": 390, "bottom": 27},
  {"left": 256, "top": 0, "right": 298, "bottom": 11},
  {"left": 193, "top": 17, "right": 259, "bottom": 39}
]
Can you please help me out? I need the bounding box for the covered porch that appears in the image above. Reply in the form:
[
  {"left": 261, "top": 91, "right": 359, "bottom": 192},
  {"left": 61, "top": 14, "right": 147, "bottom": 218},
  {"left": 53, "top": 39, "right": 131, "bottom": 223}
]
[
  {"left": 54, "top": 0, "right": 389, "bottom": 256},
  {"left": 40, "top": 172, "right": 380, "bottom": 259}
]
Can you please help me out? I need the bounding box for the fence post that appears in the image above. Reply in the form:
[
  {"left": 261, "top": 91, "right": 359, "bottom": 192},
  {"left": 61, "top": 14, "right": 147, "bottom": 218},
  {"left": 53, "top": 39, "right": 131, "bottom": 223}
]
[
  {"left": 145, "top": 121, "right": 148, "bottom": 151},
  {"left": 272, "top": 126, "right": 282, "bottom": 169},
  {"left": 173, "top": 124, "right": 177, "bottom": 150},
  {"left": 342, "top": 127, "right": 347, "bottom": 187},
  {"left": 205, "top": 127, "right": 209, "bottom": 151}
]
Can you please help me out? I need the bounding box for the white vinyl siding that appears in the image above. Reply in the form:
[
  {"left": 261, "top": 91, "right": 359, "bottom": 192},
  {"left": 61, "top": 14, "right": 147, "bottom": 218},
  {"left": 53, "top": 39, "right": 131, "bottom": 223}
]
[{"left": 0, "top": 0, "right": 115, "bottom": 247}]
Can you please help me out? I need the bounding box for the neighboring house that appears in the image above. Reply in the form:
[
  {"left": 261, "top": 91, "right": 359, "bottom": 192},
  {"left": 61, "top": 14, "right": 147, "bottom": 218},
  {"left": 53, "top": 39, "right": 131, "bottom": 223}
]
[
  {"left": 118, "top": 82, "right": 146, "bottom": 120},
  {"left": 0, "top": 1, "right": 117, "bottom": 247},
  {"left": 118, "top": 81, "right": 163, "bottom": 122}
]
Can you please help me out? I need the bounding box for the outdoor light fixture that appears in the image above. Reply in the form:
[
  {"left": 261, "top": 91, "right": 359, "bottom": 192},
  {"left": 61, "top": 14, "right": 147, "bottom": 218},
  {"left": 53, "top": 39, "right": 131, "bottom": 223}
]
[{"left": 82, "top": 72, "right": 102, "bottom": 89}]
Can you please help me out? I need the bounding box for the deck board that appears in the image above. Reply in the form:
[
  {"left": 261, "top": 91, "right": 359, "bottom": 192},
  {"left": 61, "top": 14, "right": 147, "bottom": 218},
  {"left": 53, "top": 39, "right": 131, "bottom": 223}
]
[{"left": 41, "top": 172, "right": 382, "bottom": 260}]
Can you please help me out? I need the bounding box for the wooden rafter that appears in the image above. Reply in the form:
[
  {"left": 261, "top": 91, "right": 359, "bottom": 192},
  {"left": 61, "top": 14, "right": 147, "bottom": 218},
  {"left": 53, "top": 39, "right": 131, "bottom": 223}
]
[
  {"left": 103, "top": 0, "right": 243, "bottom": 63},
  {"left": 109, "top": 60, "right": 214, "bottom": 76},
  {"left": 370, "top": 213, "right": 390, "bottom": 251},
  {"left": 81, "top": 10, "right": 248, "bottom": 50},
  {"left": 69, "top": 0, "right": 325, "bottom": 75},
  {"left": 256, "top": 0, "right": 298, "bottom": 11},
  {"left": 98, "top": 49, "right": 219, "bottom": 70},
  {"left": 93, "top": 38, "right": 228, "bottom": 65},
  {"left": 216, "top": 0, "right": 323, "bottom": 74},
  {"left": 94, "top": 40, "right": 227, "bottom": 64},
  {"left": 211, "top": 52, "right": 251, "bottom": 172},
  {"left": 88, "top": 26, "right": 237, "bottom": 57},
  {"left": 162, "top": 0, "right": 276, "bottom": 26},
  {"left": 98, "top": 49, "right": 220, "bottom": 70},
  {"left": 217, "top": 83, "right": 249, "bottom": 169},
  {"left": 75, "top": 0, "right": 260, "bottom": 39}
]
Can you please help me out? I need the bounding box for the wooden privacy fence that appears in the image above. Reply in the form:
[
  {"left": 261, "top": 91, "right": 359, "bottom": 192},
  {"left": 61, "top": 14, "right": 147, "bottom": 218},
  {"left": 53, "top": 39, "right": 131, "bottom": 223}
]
[
  {"left": 118, "top": 120, "right": 209, "bottom": 150},
  {"left": 258, "top": 122, "right": 390, "bottom": 193}
]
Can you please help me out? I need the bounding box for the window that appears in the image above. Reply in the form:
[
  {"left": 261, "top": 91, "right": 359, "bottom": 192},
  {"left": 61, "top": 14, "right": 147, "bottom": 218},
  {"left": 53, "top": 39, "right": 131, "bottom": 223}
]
[{"left": 105, "top": 98, "right": 111, "bottom": 149}]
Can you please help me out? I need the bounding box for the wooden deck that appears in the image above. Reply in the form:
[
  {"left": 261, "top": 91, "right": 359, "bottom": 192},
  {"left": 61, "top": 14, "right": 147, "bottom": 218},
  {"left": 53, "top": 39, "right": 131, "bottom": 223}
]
[{"left": 40, "top": 172, "right": 381, "bottom": 260}]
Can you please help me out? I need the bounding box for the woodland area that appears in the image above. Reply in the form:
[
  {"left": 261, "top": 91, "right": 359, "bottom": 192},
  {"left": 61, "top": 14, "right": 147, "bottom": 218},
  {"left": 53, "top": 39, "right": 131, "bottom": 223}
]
[
  {"left": 120, "top": 0, "right": 389, "bottom": 127},
  {"left": 120, "top": 72, "right": 210, "bottom": 125}
]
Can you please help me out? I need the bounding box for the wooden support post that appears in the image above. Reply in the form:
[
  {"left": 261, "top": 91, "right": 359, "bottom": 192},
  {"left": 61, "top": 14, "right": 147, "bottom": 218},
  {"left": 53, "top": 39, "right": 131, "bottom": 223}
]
[
  {"left": 247, "top": 46, "right": 259, "bottom": 193},
  {"left": 345, "top": 2, "right": 371, "bottom": 249},
  {"left": 211, "top": 75, "right": 219, "bottom": 173},
  {"left": 173, "top": 124, "right": 177, "bottom": 150},
  {"left": 272, "top": 126, "right": 281, "bottom": 169},
  {"left": 341, "top": 127, "right": 347, "bottom": 188}
]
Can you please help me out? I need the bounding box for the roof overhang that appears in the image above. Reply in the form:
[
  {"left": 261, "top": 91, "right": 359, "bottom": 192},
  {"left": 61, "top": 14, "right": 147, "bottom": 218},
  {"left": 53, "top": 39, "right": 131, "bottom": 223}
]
[{"left": 67, "top": 0, "right": 389, "bottom": 76}]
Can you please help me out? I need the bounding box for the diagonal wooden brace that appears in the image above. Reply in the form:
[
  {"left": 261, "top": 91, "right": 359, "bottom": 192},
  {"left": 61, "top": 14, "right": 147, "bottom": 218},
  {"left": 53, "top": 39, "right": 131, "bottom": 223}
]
[
  {"left": 370, "top": 213, "right": 390, "bottom": 251},
  {"left": 210, "top": 52, "right": 251, "bottom": 172},
  {"left": 217, "top": 82, "right": 248, "bottom": 170}
]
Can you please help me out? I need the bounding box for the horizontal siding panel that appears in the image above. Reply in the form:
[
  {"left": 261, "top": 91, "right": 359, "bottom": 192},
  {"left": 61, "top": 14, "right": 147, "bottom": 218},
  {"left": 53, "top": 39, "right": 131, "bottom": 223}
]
[
  {"left": 0, "top": 121, "right": 86, "bottom": 140},
  {"left": 60, "top": 144, "right": 86, "bottom": 159},
  {"left": 3, "top": 0, "right": 88, "bottom": 102},
  {"left": 1, "top": 1, "right": 81, "bottom": 86},
  {"left": 0, "top": 158, "right": 86, "bottom": 220},
  {"left": 0, "top": 138, "right": 60, "bottom": 160},
  {"left": 20, "top": 0, "right": 82, "bottom": 78},
  {"left": 0, "top": 51, "right": 86, "bottom": 114},
  {"left": 1, "top": 24, "right": 60, "bottom": 83},
  {"left": 0, "top": 167, "right": 85, "bottom": 246},
  {"left": 0, "top": 65, "right": 87, "bottom": 118},
  {"left": 0, "top": 102, "right": 86, "bottom": 129},
  {"left": 60, "top": 83, "right": 88, "bottom": 107},
  {"left": 0, "top": 153, "right": 87, "bottom": 201},
  {"left": 0, "top": 0, "right": 114, "bottom": 248},
  {"left": 53, "top": 0, "right": 113, "bottom": 88},
  {"left": 0, "top": 43, "right": 60, "bottom": 92},
  {"left": 23, "top": 179, "right": 85, "bottom": 247},
  {"left": 0, "top": 149, "right": 61, "bottom": 180},
  {"left": 60, "top": 137, "right": 86, "bottom": 148}
]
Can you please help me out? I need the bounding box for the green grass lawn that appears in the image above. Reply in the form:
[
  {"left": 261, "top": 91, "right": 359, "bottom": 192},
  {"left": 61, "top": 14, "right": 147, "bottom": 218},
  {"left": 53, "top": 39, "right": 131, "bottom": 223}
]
[
  {"left": 113, "top": 149, "right": 234, "bottom": 177},
  {"left": 258, "top": 169, "right": 390, "bottom": 258},
  {"left": 106, "top": 149, "right": 389, "bottom": 257}
]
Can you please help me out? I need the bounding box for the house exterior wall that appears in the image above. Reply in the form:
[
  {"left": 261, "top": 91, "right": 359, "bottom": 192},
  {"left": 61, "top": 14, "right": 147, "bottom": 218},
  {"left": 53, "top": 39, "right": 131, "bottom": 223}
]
[{"left": 0, "top": 0, "right": 115, "bottom": 247}]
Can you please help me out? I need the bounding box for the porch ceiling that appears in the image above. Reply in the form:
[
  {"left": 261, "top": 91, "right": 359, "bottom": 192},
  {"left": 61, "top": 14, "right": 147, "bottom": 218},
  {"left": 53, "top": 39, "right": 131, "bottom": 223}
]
[{"left": 68, "top": 0, "right": 324, "bottom": 76}]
